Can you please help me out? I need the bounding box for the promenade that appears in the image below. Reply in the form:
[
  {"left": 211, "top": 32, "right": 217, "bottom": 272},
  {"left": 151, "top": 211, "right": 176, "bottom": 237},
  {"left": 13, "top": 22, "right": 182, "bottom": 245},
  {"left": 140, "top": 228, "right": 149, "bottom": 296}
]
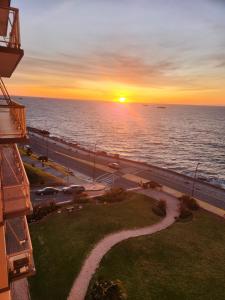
[{"left": 27, "top": 130, "right": 225, "bottom": 210}]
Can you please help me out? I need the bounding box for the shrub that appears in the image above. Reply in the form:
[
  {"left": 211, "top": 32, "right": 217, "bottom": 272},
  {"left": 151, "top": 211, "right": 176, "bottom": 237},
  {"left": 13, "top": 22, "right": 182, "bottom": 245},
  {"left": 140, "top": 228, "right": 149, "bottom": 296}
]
[
  {"left": 152, "top": 200, "right": 166, "bottom": 216},
  {"left": 179, "top": 202, "right": 193, "bottom": 219},
  {"left": 179, "top": 195, "right": 199, "bottom": 211},
  {"left": 27, "top": 201, "right": 57, "bottom": 222},
  {"left": 74, "top": 194, "right": 89, "bottom": 204},
  {"left": 98, "top": 187, "right": 127, "bottom": 203},
  {"left": 88, "top": 279, "right": 127, "bottom": 300}
]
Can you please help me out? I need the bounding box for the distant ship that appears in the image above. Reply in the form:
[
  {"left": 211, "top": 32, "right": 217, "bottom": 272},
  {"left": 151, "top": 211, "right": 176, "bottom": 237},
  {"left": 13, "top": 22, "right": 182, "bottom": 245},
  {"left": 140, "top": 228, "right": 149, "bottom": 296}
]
[{"left": 157, "top": 106, "right": 166, "bottom": 109}]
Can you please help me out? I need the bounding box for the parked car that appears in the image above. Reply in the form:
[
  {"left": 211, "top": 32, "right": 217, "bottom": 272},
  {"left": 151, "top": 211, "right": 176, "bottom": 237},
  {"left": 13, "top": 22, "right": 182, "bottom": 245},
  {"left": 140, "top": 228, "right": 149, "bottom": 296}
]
[
  {"left": 24, "top": 144, "right": 31, "bottom": 151},
  {"left": 67, "top": 169, "right": 74, "bottom": 175},
  {"left": 62, "top": 185, "right": 85, "bottom": 194},
  {"left": 35, "top": 187, "right": 60, "bottom": 196},
  {"left": 107, "top": 162, "right": 120, "bottom": 170},
  {"left": 38, "top": 155, "right": 48, "bottom": 162},
  {"left": 96, "top": 150, "right": 107, "bottom": 156}
]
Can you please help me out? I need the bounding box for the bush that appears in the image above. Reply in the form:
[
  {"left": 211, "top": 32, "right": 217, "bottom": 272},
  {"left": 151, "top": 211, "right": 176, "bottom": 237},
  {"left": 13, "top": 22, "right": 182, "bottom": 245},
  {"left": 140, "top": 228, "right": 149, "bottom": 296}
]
[
  {"left": 152, "top": 200, "right": 166, "bottom": 216},
  {"left": 98, "top": 188, "right": 127, "bottom": 203},
  {"left": 74, "top": 193, "right": 89, "bottom": 204},
  {"left": 149, "top": 181, "right": 162, "bottom": 189},
  {"left": 88, "top": 279, "right": 127, "bottom": 300},
  {"left": 179, "top": 195, "right": 199, "bottom": 211},
  {"left": 27, "top": 201, "right": 57, "bottom": 222},
  {"left": 179, "top": 202, "right": 193, "bottom": 219}
]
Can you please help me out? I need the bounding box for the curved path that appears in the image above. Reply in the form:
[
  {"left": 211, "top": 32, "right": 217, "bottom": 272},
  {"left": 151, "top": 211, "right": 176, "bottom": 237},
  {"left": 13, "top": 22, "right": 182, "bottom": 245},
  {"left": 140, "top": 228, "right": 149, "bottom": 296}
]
[{"left": 68, "top": 190, "right": 179, "bottom": 300}]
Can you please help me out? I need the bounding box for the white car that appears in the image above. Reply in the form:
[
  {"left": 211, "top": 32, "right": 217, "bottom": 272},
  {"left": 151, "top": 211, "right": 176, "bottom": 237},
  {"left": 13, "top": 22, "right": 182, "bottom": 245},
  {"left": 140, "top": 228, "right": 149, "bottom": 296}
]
[{"left": 108, "top": 162, "right": 120, "bottom": 170}]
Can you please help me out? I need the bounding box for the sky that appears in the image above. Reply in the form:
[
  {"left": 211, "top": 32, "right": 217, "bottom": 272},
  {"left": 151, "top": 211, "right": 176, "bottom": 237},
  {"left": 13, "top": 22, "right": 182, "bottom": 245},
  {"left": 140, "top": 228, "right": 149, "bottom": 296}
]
[{"left": 5, "top": 0, "right": 225, "bottom": 105}]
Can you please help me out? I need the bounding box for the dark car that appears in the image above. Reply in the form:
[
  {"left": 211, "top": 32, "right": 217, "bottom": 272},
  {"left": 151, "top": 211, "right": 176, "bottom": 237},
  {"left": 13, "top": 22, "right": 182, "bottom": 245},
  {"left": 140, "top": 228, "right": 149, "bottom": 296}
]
[
  {"left": 62, "top": 185, "right": 85, "bottom": 194},
  {"left": 96, "top": 150, "right": 107, "bottom": 156},
  {"left": 35, "top": 187, "right": 60, "bottom": 196},
  {"left": 38, "top": 155, "right": 48, "bottom": 162}
]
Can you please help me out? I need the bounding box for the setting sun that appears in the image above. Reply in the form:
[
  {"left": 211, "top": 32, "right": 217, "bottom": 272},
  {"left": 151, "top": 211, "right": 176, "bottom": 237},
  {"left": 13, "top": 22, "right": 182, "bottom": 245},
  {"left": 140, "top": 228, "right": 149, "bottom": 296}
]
[{"left": 118, "top": 97, "right": 126, "bottom": 103}]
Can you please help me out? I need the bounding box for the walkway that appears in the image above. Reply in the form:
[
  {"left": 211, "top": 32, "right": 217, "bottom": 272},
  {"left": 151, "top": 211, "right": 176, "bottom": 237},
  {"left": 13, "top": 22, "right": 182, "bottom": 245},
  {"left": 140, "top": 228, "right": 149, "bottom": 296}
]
[{"left": 68, "top": 189, "right": 179, "bottom": 300}]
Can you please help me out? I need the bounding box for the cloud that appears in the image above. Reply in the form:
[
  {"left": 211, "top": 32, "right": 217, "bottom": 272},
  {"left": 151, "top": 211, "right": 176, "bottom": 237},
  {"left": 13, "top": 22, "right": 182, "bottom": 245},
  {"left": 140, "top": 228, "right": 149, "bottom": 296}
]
[{"left": 18, "top": 51, "right": 181, "bottom": 88}]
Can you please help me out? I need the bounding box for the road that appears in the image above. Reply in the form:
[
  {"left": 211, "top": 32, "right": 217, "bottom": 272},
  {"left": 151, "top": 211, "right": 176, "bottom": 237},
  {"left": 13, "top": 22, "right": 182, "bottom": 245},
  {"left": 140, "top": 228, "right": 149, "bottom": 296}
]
[{"left": 26, "top": 132, "right": 225, "bottom": 209}]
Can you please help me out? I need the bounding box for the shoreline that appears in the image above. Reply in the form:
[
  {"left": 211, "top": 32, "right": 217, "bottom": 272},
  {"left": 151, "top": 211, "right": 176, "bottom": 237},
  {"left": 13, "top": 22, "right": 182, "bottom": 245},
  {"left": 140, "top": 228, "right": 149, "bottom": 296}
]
[{"left": 27, "top": 126, "right": 225, "bottom": 193}]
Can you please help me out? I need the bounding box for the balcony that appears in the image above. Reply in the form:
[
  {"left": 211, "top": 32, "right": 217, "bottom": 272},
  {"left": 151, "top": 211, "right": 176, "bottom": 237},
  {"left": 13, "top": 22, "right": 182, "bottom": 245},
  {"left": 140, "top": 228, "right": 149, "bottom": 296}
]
[
  {"left": 0, "top": 99, "right": 27, "bottom": 143},
  {"left": 0, "top": 144, "right": 32, "bottom": 218},
  {"left": 5, "top": 216, "right": 35, "bottom": 280},
  {"left": 0, "top": 225, "right": 9, "bottom": 294},
  {"left": 0, "top": 5, "right": 24, "bottom": 77}
]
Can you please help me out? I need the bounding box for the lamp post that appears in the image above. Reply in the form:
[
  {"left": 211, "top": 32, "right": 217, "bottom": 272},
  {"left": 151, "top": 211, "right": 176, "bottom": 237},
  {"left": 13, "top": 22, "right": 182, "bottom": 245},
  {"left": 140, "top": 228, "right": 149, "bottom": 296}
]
[
  {"left": 92, "top": 142, "right": 97, "bottom": 182},
  {"left": 41, "top": 129, "right": 50, "bottom": 159},
  {"left": 191, "top": 162, "right": 200, "bottom": 198}
]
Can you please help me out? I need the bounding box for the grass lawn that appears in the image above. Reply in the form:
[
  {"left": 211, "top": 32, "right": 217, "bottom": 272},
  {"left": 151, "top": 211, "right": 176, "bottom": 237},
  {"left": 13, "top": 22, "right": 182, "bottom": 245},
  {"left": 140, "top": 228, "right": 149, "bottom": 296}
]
[
  {"left": 86, "top": 210, "right": 225, "bottom": 300},
  {"left": 24, "top": 163, "right": 64, "bottom": 186},
  {"left": 29, "top": 193, "right": 160, "bottom": 300}
]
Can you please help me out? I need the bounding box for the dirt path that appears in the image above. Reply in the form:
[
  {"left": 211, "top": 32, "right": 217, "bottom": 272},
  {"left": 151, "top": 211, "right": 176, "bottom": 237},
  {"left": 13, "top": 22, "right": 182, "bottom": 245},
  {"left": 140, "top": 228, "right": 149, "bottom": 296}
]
[{"left": 68, "top": 190, "right": 179, "bottom": 300}]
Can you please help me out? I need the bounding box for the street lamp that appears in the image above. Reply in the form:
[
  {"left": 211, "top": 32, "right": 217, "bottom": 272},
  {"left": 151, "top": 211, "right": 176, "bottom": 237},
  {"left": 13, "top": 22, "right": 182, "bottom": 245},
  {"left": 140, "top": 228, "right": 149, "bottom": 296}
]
[
  {"left": 92, "top": 142, "right": 97, "bottom": 182},
  {"left": 41, "top": 129, "right": 50, "bottom": 159},
  {"left": 191, "top": 162, "right": 200, "bottom": 198}
]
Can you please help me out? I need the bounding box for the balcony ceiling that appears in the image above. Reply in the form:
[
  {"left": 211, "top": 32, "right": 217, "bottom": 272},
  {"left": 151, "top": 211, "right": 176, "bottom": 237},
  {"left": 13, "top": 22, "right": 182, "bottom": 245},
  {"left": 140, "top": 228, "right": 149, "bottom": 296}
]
[{"left": 0, "top": 46, "right": 24, "bottom": 78}]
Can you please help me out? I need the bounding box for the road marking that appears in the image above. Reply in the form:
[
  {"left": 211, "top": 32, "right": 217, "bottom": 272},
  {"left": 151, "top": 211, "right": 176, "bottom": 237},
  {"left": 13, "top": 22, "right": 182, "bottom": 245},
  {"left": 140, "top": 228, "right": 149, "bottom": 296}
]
[
  {"left": 122, "top": 173, "right": 149, "bottom": 184},
  {"left": 53, "top": 150, "right": 114, "bottom": 174}
]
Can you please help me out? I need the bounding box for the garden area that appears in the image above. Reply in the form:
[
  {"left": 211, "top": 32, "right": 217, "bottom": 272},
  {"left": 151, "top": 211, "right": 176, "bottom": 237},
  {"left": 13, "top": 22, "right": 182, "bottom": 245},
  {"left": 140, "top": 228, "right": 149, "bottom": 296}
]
[
  {"left": 29, "top": 192, "right": 160, "bottom": 300},
  {"left": 87, "top": 209, "right": 225, "bottom": 300},
  {"left": 28, "top": 190, "right": 225, "bottom": 300}
]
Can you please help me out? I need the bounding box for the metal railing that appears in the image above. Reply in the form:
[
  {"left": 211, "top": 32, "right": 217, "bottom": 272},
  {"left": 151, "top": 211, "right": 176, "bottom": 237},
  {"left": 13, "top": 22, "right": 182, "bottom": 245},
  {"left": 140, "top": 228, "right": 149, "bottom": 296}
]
[
  {"left": 0, "top": 6, "right": 21, "bottom": 49},
  {"left": 0, "top": 101, "right": 26, "bottom": 138},
  {"left": 10, "top": 101, "right": 26, "bottom": 136},
  {"left": 0, "top": 144, "right": 31, "bottom": 217},
  {"left": 6, "top": 217, "right": 35, "bottom": 280}
]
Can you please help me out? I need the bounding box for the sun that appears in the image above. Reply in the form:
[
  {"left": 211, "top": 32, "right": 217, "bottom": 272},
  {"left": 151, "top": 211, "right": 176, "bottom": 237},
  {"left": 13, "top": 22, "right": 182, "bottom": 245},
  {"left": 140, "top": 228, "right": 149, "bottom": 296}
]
[{"left": 118, "top": 97, "right": 126, "bottom": 103}]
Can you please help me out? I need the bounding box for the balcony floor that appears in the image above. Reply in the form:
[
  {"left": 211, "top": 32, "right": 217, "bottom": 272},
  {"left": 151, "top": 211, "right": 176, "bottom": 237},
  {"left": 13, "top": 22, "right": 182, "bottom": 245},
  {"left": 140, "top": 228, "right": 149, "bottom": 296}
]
[
  {"left": 5, "top": 217, "right": 29, "bottom": 255},
  {"left": 0, "top": 107, "right": 26, "bottom": 143},
  {"left": 0, "top": 144, "right": 31, "bottom": 218}
]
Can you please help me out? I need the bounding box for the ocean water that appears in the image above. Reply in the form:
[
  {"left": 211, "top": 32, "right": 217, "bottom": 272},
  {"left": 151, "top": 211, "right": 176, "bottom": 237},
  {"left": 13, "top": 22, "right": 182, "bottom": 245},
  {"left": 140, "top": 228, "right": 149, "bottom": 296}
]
[{"left": 18, "top": 97, "right": 225, "bottom": 188}]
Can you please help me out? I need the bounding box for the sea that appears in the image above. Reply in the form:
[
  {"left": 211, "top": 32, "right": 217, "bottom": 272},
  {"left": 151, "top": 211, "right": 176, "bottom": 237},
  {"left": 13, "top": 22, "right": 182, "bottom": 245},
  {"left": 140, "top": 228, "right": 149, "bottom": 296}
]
[{"left": 17, "top": 97, "right": 225, "bottom": 188}]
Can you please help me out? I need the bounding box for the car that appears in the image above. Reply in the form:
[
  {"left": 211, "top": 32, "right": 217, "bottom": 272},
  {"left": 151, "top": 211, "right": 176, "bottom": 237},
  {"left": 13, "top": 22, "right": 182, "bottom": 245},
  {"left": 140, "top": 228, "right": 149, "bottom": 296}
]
[
  {"left": 35, "top": 187, "right": 60, "bottom": 196},
  {"left": 62, "top": 185, "right": 85, "bottom": 194},
  {"left": 96, "top": 150, "right": 107, "bottom": 156},
  {"left": 67, "top": 169, "right": 74, "bottom": 175},
  {"left": 38, "top": 155, "right": 48, "bottom": 162},
  {"left": 24, "top": 144, "right": 31, "bottom": 151},
  {"left": 107, "top": 162, "right": 120, "bottom": 170}
]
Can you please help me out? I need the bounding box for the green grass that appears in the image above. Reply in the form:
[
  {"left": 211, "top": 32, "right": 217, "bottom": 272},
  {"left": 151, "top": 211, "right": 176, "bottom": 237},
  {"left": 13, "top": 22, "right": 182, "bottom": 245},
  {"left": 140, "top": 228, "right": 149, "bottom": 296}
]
[
  {"left": 29, "top": 193, "right": 160, "bottom": 300},
  {"left": 24, "top": 163, "right": 64, "bottom": 186},
  {"left": 87, "top": 210, "right": 225, "bottom": 300}
]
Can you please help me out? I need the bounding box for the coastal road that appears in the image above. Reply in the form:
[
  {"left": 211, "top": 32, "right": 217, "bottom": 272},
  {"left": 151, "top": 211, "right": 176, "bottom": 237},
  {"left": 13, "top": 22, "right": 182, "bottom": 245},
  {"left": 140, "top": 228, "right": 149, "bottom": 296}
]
[{"left": 26, "top": 131, "right": 225, "bottom": 210}]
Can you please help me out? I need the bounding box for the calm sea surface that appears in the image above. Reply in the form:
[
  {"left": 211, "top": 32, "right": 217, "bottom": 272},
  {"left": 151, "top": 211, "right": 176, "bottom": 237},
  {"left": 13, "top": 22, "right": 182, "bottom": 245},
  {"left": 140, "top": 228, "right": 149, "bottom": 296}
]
[{"left": 18, "top": 97, "right": 225, "bottom": 188}]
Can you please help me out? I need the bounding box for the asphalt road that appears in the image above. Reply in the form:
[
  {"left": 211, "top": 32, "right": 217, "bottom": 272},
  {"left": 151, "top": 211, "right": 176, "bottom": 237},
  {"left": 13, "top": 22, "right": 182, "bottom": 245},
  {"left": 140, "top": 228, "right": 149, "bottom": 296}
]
[{"left": 26, "top": 132, "right": 225, "bottom": 209}]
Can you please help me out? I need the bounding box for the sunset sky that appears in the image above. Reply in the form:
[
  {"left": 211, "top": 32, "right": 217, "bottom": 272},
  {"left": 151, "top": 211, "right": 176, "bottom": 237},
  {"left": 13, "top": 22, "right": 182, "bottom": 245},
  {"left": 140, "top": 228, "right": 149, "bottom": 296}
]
[{"left": 7, "top": 0, "right": 225, "bottom": 105}]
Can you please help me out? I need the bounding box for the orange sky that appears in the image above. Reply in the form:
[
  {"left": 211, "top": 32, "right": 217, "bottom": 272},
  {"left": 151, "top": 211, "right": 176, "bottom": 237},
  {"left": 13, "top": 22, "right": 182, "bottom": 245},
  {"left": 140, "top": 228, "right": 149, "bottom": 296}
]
[
  {"left": 7, "top": 0, "right": 225, "bottom": 106},
  {"left": 7, "top": 74, "right": 225, "bottom": 106}
]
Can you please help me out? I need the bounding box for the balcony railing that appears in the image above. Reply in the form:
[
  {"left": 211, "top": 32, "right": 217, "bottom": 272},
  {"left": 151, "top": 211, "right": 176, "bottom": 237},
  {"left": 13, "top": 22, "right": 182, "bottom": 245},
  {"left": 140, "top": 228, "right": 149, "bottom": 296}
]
[
  {"left": 0, "top": 6, "right": 24, "bottom": 77},
  {"left": 5, "top": 216, "right": 35, "bottom": 280},
  {"left": 0, "top": 100, "right": 27, "bottom": 142},
  {"left": 0, "top": 6, "right": 21, "bottom": 49},
  {"left": 0, "top": 144, "right": 32, "bottom": 218}
]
